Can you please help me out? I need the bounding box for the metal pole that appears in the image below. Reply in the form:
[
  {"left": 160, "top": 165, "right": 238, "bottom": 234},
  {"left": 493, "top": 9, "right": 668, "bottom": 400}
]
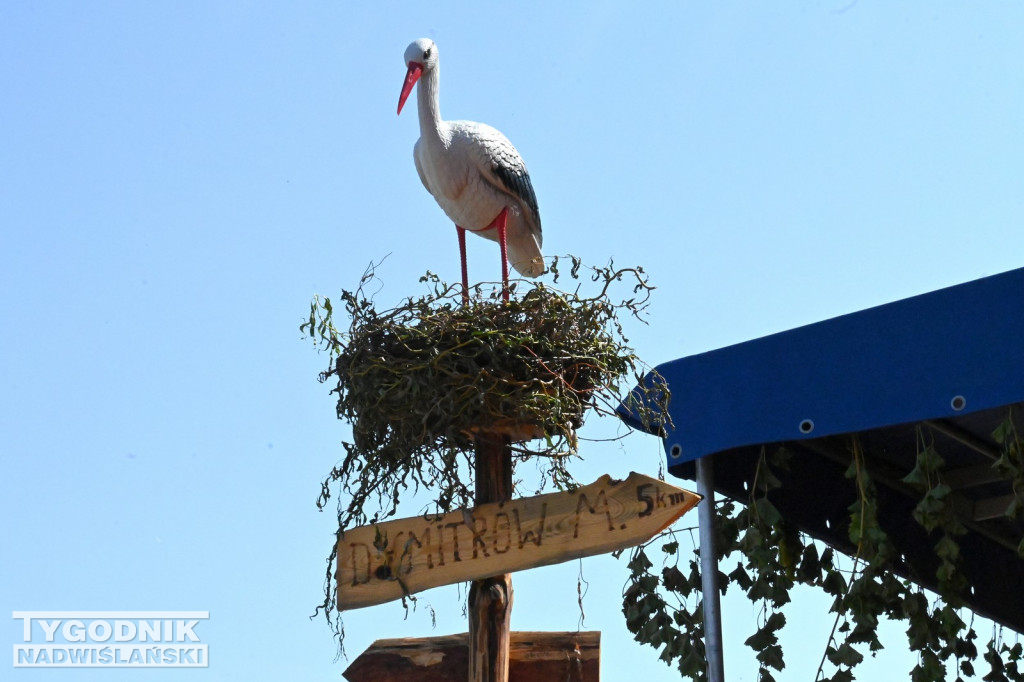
[{"left": 696, "top": 455, "right": 725, "bottom": 682}]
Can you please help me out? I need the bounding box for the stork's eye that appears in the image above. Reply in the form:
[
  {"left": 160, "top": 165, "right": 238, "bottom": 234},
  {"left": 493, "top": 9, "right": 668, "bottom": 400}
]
[{"left": 423, "top": 47, "right": 433, "bottom": 59}]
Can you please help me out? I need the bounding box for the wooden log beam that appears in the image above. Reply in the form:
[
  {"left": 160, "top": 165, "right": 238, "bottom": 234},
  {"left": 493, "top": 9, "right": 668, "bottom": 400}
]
[
  {"left": 343, "top": 631, "right": 601, "bottom": 682},
  {"left": 469, "top": 432, "right": 513, "bottom": 682}
]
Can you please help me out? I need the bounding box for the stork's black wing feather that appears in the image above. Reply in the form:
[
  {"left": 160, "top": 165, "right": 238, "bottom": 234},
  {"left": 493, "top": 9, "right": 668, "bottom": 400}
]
[{"left": 492, "top": 162, "right": 540, "bottom": 222}]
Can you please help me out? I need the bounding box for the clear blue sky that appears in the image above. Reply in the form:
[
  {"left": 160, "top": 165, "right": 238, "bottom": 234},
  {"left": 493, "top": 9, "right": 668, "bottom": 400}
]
[{"left": 3, "top": 2, "right": 1023, "bottom": 680}]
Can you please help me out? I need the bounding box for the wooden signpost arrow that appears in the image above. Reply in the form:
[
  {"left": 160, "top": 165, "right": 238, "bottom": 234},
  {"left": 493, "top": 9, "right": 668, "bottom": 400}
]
[
  {"left": 343, "top": 631, "right": 601, "bottom": 682},
  {"left": 336, "top": 471, "right": 700, "bottom": 611}
]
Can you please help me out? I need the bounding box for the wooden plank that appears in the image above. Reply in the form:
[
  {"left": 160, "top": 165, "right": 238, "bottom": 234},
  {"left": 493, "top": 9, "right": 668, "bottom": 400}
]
[
  {"left": 343, "top": 631, "right": 600, "bottom": 682},
  {"left": 337, "top": 472, "right": 700, "bottom": 610},
  {"left": 944, "top": 463, "right": 1005, "bottom": 489},
  {"left": 973, "top": 493, "right": 1017, "bottom": 521}
]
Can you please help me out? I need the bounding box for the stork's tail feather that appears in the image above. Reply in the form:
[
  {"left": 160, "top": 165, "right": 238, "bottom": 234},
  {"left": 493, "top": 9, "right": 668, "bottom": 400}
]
[{"left": 511, "top": 256, "right": 546, "bottom": 278}]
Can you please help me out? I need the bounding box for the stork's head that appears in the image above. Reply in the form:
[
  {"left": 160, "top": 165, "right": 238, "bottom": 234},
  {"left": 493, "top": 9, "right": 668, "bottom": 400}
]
[{"left": 398, "top": 38, "right": 437, "bottom": 115}]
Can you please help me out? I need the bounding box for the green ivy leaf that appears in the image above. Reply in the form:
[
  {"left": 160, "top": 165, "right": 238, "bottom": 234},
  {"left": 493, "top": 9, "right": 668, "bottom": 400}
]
[
  {"left": 729, "top": 563, "right": 754, "bottom": 591},
  {"left": 745, "top": 627, "right": 774, "bottom": 652},
  {"left": 760, "top": 462, "right": 783, "bottom": 492},
  {"left": 822, "top": 569, "right": 848, "bottom": 597},
  {"left": 826, "top": 642, "right": 864, "bottom": 667},
  {"left": 753, "top": 497, "right": 783, "bottom": 527},
  {"left": 797, "top": 542, "right": 821, "bottom": 583},
  {"left": 765, "top": 611, "right": 786, "bottom": 631},
  {"left": 757, "top": 671, "right": 775, "bottom": 682},
  {"left": 993, "top": 417, "right": 1015, "bottom": 445},
  {"left": 934, "top": 535, "right": 960, "bottom": 562},
  {"left": 824, "top": 668, "right": 855, "bottom": 682},
  {"left": 662, "top": 565, "right": 690, "bottom": 595},
  {"left": 902, "top": 461, "right": 927, "bottom": 487},
  {"left": 628, "top": 549, "right": 653, "bottom": 573},
  {"left": 678, "top": 648, "right": 704, "bottom": 678},
  {"left": 745, "top": 612, "right": 786, "bottom": 652}
]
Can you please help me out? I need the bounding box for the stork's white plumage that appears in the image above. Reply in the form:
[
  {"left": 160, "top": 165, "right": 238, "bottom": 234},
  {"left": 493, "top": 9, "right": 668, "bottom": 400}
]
[{"left": 397, "top": 38, "right": 544, "bottom": 299}]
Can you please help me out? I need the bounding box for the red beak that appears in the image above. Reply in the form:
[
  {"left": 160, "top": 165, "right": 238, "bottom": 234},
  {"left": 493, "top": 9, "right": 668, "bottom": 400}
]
[{"left": 397, "top": 62, "right": 423, "bottom": 115}]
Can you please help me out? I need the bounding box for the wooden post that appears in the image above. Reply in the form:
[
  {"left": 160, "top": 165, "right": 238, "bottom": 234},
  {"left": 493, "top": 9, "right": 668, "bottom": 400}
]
[{"left": 468, "top": 432, "right": 513, "bottom": 682}]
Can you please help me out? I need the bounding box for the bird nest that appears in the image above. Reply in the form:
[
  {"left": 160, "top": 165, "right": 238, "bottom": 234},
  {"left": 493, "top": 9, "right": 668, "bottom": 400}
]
[{"left": 302, "top": 257, "right": 670, "bottom": 530}]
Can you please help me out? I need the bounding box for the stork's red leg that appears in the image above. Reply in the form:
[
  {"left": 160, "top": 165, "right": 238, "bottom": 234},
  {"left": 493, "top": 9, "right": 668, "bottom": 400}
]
[
  {"left": 457, "top": 225, "right": 469, "bottom": 305},
  {"left": 495, "top": 207, "right": 509, "bottom": 302}
]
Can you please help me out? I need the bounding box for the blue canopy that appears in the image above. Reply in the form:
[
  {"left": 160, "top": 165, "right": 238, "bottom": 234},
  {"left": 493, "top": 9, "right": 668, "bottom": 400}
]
[{"left": 620, "top": 266, "right": 1024, "bottom": 467}]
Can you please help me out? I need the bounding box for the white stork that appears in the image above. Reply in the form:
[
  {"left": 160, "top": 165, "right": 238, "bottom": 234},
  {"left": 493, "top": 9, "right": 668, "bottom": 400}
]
[{"left": 397, "top": 38, "right": 544, "bottom": 302}]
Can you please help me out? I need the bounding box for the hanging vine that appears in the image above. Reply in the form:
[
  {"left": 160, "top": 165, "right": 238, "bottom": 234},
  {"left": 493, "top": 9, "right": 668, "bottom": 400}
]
[{"left": 623, "top": 416, "right": 1024, "bottom": 681}]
